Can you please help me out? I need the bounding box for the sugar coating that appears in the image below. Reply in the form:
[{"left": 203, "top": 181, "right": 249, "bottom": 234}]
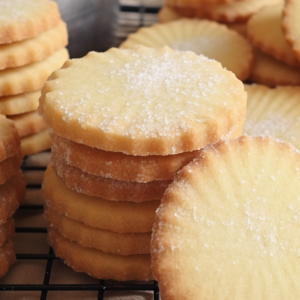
[
  {"left": 152, "top": 135, "right": 300, "bottom": 300},
  {"left": 40, "top": 46, "right": 246, "bottom": 155}
]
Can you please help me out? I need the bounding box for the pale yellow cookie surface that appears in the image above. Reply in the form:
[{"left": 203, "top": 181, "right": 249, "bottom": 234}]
[
  {"left": 46, "top": 207, "right": 151, "bottom": 255},
  {"left": 48, "top": 228, "right": 153, "bottom": 281},
  {"left": 39, "top": 46, "right": 246, "bottom": 156},
  {"left": 42, "top": 164, "right": 160, "bottom": 233},
  {"left": 165, "top": 0, "right": 242, "bottom": 8},
  {"left": 250, "top": 48, "right": 300, "bottom": 86},
  {"left": 0, "top": 91, "right": 41, "bottom": 116},
  {"left": 152, "top": 136, "right": 300, "bottom": 300},
  {"left": 247, "top": 4, "right": 300, "bottom": 67},
  {"left": 282, "top": 0, "right": 300, "bottom": 61},
  {"left": 244, "top": 84, "right": 300, "bottom": 150},
  {"left": 0, "top": 21, "right": 68, "bottom": 70},
  {"left": 121, "top": 20, "right": 253, "bottom": 81},
  {"left": 21, "top": 129, "right": 51, "bottom": 156},
  {"left": 0, "top": 0, "right": 61, "bottom": 44},
  {"left": 9, "top": 111, "right": 47, "bottom": 138},
  {"left": 0, "top": 48, "right": 69, "bottom": 97}
]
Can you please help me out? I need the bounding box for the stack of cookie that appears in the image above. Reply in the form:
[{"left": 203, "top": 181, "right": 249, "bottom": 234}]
[
  {"left": 159, "top": 0, "right": 282, "bottom": 36},
  {"left": 0, "top": 115, "right": 26, "bottom": 278},
  {"left": 39, "top": 46, "right": 246, "bottom": 281},
  {"left": 0, "top": 0, "right": 69, "bottom": 156}
]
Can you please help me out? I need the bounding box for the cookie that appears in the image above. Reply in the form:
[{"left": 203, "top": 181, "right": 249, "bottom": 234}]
[
  {"left": 42, "top": 165, "right": 160, "bottom": 233},
  {"left": 227, "top": 21, "right": 248, "bottom": 37},
  {"left": 282, "top": 0, "right": 300, "bottom": 62},
  {"left": 0, "top": 153, "right": 23, "bottom": 185},
  {"left": 52, "top": 157, "right": 171, "bottom": 202},
  {"left": 158, "top": 6, "right": 181, "bottom": 23},
  {"left": 0, "top": 20, "right": 68, "bottom": 70},
  {"left": 0, "top": 48, "right": 69, "bottom": 97},
  {"left": 39, "top": 46, "right": 246, "bottom": 156},
  {"left": 51, "top": 120, "right": 243, "bottom": 183},
  {"left": 21, "top": 129, "right": 51, "bottom": 157},
  {"left": 0, "top": 115, "right": 21, "bottom": 162},
  {"left": 0, "top": 240, "right": 15, "bottom": 278},
  {"left": 121, "top": 19, "right": 253, "bottom": 81},
  {"left": 152, "top": 135, "right": 300, "bottom": 300},
  {"left": 170, "top": 0, "right": 283, "bottom": 23},
  {"left": 250, "top": 48, "right": 300, "bottom": 86},
  {"left": 48, "top": 227, "right": 152, "bottom": 281},
  {"left": 9, "top": 111, "right": 47, "bottom": 138},
  {"left": 0, "top": 170, "right": 25, "bottom": 224},
  {"left": 247, "top": 4, "right": 300, "bottom": 67},
  {"left": 0, "top": 90, "right": 41, "bottom": 116},
  {"left": 0, "top": 0, "right": 60, "bottom": 44},
  {"left": 0, "top": 218, "right": 15, "bottom": 247},
  {"left": 45, "top": 207, "right": 151, "bottom": 255},
  {"left": 244, "top": 84, "right": 300, "bottom": 150},
  {"left": 165, "top": 0, "right": 242, "bottom": 7}
]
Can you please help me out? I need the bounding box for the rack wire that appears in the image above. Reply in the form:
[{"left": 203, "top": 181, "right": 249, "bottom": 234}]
[{"left": 0, "top": 1, "right": 162, "bottom": 299}]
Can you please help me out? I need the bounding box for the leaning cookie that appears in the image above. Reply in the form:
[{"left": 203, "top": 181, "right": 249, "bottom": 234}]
[
  {"left": 0, "top": 153, "right": 22, "bottom": 185},
  {"left": 0, "top": 218, "right": 15, "bottom": 247},
  {"left": 152, "top": 135, "right": 300, "bottom": 300},
  {"left": 0, "top": 240, "right": 15, "bottom": 278}
]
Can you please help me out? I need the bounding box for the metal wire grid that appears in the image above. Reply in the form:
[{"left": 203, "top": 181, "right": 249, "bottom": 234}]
[{"left": 0, "top": 156, "right": 160, "bottom": 299}]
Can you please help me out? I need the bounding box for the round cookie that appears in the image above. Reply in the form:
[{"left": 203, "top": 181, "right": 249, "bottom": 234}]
[
  {"left": 52, "top": 158, "right": 171, "bottom": 202},
  {"left": 250, "top": 48, "right": 300, "bottom": 86},
  {"left": 0, "top": 0, "right": 61, "bottom": 44},
  {"left": 0, "top": 170, "right": 25, "bottom": 224},
  {"left": 21, "top": 129, "right": 51, "bottom": 157},
  {"left": 42, "top": 165, "right": 160, "bottom": 233},
  {"left": 247, "top": 4, "right": 300, "bottom": 67},
  {"left": 244, "top": 84, "right": 300, "bottom": 150},
  {"left": 152, "top": 135, "right": 300, "bottom": 300},
  {"left": 121, "top": 20, "right": 253, "bottom": 81},
  {"left": 39, "top": 46, "right": 246, "bottom": 156},
  {"left": 282, "top": 0, "right": 300, "bottom": 61},
  {"left": 9, "top": 111, "right": 47, "bottom": 138},
  {"left": 0, "top": 20, "right": 68, "bottom": 70},
  {"left": 48, "top": 228, "right": 152, "bottom": 281},
  {"left": 50, "top": 119, "right": 243, "bottom": 183},
  {"left": 0, "top": 218, "right": 14, "bottom": 247},
  {"left": 0, "top": 90, "right": 41, "bottom": 116},
  {"left": 46, "top": 207, "right": 151, "bottom": 255},
  {"left": 165, "top": 0, "right": 243, "bottom": 8},
  {"left": 0, "top": 240, "right": 15, "bottom": 278},
  {"left": 0, "top": 48, "right": 69, "bottom": 97},
  {"left": 0, "top": 115, "right": 21, "bottom": 162},
  {"left": 0, "top": 153, "right": 23, "bottom": 185}
]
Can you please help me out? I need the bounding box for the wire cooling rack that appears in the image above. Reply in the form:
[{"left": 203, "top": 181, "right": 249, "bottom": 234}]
[{"left": 0, "top": 1, "right": 162, "bottom": 299}]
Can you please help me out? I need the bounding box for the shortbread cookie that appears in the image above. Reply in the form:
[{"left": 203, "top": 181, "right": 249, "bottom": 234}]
[
  {"left": 43, "top": 165, "right": 160, "bottom": 233},
  {"left": 21, "top": 129, "right": 51, "bottom": 157},
  {"left": 0, "top": 153, "right": 23, "bottom": 185},
  {"left": 170, "top": 0, "right": 283, "bottom": 23},
  {"left": 48, "top": 228, "right": 152, "bottom": 281},
  {"left": 39, "top": 46, "right": 246, "bottom": 156},
  {"left": 46, "top": 207, "right": 151, "bottom": 255},
  {"left": 9, "top": 111, "right": 47, "bottom": 138},
  {"left": 282, "top": 0, "right": 300, "bottom": 61},
  {"left": 247, "top": 5, "right": 300, "bottom": 67},
  {"left": 0, "top": 218, "right": 15, "bottom": 247},
  {"left": 165, "top": 0, "right": 242, "bottom": 7},
  {"left": 152, "top": 135, "right": 300, "bottom": 300},
  {"left": 158, "top": 6, "right": 181, "bottom": 23},
  {"left": 0, "top": 21, "right": 68, "bottom": 70},
  {"left": 244, "top": 84, "right": 300, "bottom": 150},
  {"left": 0, "top": 90, "right": 41, "bottom": 116},
  {"left": 0, "top": 115, "right": 21, "bottom": 162},
  {"left": 52, "top": 158, "right": 171, "bottom": 202},
  {"left": 0, "top": 48, "right": 69, "bottom": 97},
  {"left": 0, "top": 240, "right": 15, "bottom": 278},
  {"left": 0, "top": 170, "right": 25, "bottom": 224},
  {"left": 51, "top": 121, "right": 243, "bottom": 183},
  {"left": 0, "top": 0, "right": 61, "bottom": 44},
  {"left": 121, "top": 20, "right": 253, "bottom": 81},
  {"left": 250, "top": 48, "right": 300, "bottom": 86}
]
